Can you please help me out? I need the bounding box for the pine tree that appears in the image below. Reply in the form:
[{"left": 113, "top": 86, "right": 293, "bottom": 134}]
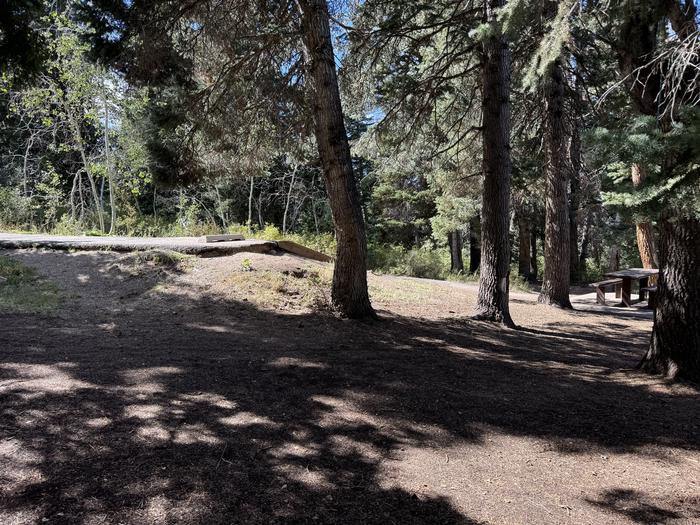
[
  {"left": 597, "top": 0, "right": 700, "bottom": 380},
  {"left": 347, "top": 0, "right": 515, "bottom": 325},
  {"left": 83, "top": 0, "right": 376, "bottom": 318}
]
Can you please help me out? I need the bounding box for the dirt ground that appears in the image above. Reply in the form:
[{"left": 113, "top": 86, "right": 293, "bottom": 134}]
[{"left": 0, "top": 249, "right": 698, "bottom": 525}]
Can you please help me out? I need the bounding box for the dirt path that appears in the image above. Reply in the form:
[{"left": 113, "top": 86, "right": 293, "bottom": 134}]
[{"left": 1, "top": 250, "right": 698, "bottom": 524}]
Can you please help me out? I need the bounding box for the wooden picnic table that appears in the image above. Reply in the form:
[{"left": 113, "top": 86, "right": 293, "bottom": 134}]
[{"left": 604, "top": 268, "right": 659, "bottom": 307}]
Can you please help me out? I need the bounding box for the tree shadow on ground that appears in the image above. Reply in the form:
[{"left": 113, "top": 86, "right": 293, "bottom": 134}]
[
  {"left": 0, "top": 251, "right": 698, "bottom": 524},
  {"left": 585, "top": 488, "right": 700, "bottom": 525}
]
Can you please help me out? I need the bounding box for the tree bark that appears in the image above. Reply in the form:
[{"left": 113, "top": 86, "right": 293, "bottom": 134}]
[
  {"left": 22, "top": 134, "right": 34, "bottom": 197},
  {"left": 538, "top": 59, "right": 572, "bottom": 308},
  {"left": 631, "top": 163, "right": 658, "bottom": 269},
  {"left": 472, "top": 0, "right": 514, "bottom": 327},
  {"left": 631, "top": 2, "right": 699, "bottom": 382},
  {"left": 152, "top": 186, "right": 157, "bottom": 220},
  {"left": 530, "top": 225, "right": 538, "bottom": 281},
  {"left": 517, "top": 215, "right": 531, "bottom": 281},
  {"left": 247, "top": 176, "right": 254, "bottom": 229},
  {"left": 448, "top": 231, "right": 464, "bottom": 274},
  {"left": 257, "top": 193, "right": 264, "bottom": 228},
  {"left": 103, "top": 88, "right": 117, "bottom": 235},
  {"left": 66, "top": 102, "right": 104, "bottom": 232},
  {"left": 299, "top": 0, "right": 374, "bottom": 319},
  {"left": 639, "top": 217, "right": 700, "bottom": 381},
  {"left": 283, "top": 167, "right": 297, "bottom": 234},
  {"left": 579, "top": 210, "right": 591, "bottom": 271},
  {"left": 636, "top": 222, "right": 657, "bottom": 268},
  {"left": 569, "top": 118, "right": 582, "bottom": 283},
  {"left": 469, "top": 215, "right": 481, "bottom": 274},
  {"left": 608, "top": 244, "right": 620, "bottom": 272}
]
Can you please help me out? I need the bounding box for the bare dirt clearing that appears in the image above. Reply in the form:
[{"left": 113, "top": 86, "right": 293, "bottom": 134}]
[{"left": 0, "top": 249, "right": 698, "bottom": 524}]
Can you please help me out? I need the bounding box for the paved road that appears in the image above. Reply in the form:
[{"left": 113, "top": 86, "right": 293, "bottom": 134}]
[{"left": 0, "top": 232, "right": 277, "bottom": 257}]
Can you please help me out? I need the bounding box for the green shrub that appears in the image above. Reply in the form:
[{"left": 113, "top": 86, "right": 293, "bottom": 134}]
[
  {"left": 288, "top": 231, "right": 336, "bottom": 256},
  {"left": 227, "top": 223, "right": 336, "bottom": 256},
  {"left": 134, "top": 250, "right": 191, "bottom": 267},
  {"left": 368, "top": 244, "right": 450, "bottom": 279},
  {"left": 0, "top": 256, "right": 60, "bottom": 313},
  {"left": 580, "top": 258, "right": 609, "bottom": 284},
  {"left": 52, "top": 215, "right": 84, "bottom": 236},
  {"left": 0, "top": 188, "right": 32, "bottom": 228},
  {"left": 509, "top": 267, "right": 535, "bottom": 292}
]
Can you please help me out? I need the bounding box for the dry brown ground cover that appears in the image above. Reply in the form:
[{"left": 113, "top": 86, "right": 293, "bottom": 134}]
[{"left": 0, "top": 249, "right": 698, "bottom": 525}]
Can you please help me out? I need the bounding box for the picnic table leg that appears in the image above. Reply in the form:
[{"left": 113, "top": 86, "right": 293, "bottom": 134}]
[
  {"left": 615, "top": 283, "right": 622, "bottom": 298},
  {"left": 621, "top": 277, "right": 632, "bottom": 307},
  {"left": 648, "top": 289, "right": 658, "bottom": 309},
  {"left": 596, "top": 287, "right": 606, "bottom": 305},
  {"left": 639, "top": 277, "right": 649, "bottom": 301}
]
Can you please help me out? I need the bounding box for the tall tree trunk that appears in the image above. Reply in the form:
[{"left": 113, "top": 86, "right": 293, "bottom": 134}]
[
  {"left": 636, "top": 222, "right": 657, "bottom": 268},
  {"left": 103, "top": 88, "right": 116, "bottom": 235},
  {"left": 152, "top": 186, "right": 157, "bottom": 220},
  {"left": 257, "top": 193, "right": 264, "bottom": 229},
  {"left": 631, "top": 163, "right": 658, "bottom": 269},
  {"left": 214, "top": 186, "right": 227, "bottom": 228},
  {"left": 469, "top": 215, "right": 481, "bottom": 274},
  {"left": 639, "top": 217, "right": 700, "bottom": 381},
  {"left": 608, "top": 244, "right": 620, "bottom": 272},
  {"left": 615, "top": 0, "right": 699, "bottom": 381},
  {"left": 66, "top": 104, "right": 104, "bottom": 232},
  {"left": 472, "top": 0, "right": 514, "bottom": 327},
  {"left": 283, "top": 167, "right": 297, "bottom": 234},
  {"left": 530, "top": 225, "right": 538, "bottom": 281},
  {"left": 22, "top": 135, "right": 34, "bottom": 197},
  {"left": 569, "top": 118, "right": 582, "bottom": 283},
  {"left": 448, "top": 231, "right": 464, "bottom": 274},
  {"left": 538, "top": 59, "right": 572, "bottom": 308},
  {"left": 247, "top": 176, "right": 254, "bottom": 229},
  {"left": 517, "top": 215, "right": 531, "bottom": 281},
  {"left": 312, "top": 199, "right": 320, "bottom": 234},
  {"left": 299, "top": 0, "right": 374, "bottom": 319},
  {"left": 579, "top": 210, "right": 592, "bottom": 271},
  {"left": 70, "top": 173, "right": 79, "bottom": 221}
]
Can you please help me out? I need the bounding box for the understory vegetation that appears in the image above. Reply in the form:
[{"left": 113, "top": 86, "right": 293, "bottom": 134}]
[
  {"left": 0, "top": 1, "right": 656, "bottom": 288},
  {"left": 0, "top": 255, "right": 60, "bottom": 312}
]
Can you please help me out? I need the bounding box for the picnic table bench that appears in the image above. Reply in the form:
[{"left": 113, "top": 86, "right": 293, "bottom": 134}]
[
  {"left": 642, "top": 286, "right": 658, "bottom": 309},
  {"left": 590, "top": 278, "right": 623, "bottom": 306},
  {"left": 603, "top": 268, "right": 660, "bottom": 307}
]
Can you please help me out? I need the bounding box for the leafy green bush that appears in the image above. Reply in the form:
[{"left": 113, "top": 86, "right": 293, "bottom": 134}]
[
  {"left": 52, "top": 215, "right": 84, "bottom": 236},
  {"left": 580, "top": 258, "right": 610, "bottom": 284},
  {"left": 289, "top": 231, "right": 336, "bottom": 256},
  {"left": 368, "top": 243, "right": 450, "bottom": 279},
  {"left": 0, "top": 256, "right": 60, "bottom": 313},
  {"left": 227, "top": 223, "right": 336, "bottom": 256},
  {"left": 0, "top": 188, "right": 32, "bottom": 229},
  {"left": 509, "top": 267, "right": 535, "bottom": 292},
  {"left": 134, "top": 250, "right": 191, "bottom": 267}
]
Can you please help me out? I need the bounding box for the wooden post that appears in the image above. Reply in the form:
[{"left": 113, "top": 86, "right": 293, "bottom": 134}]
[
  {"left": 621, "top": 278, "right": 632, "bottom": 307},
  {"left": 596, "top": 287, "right": 606, "bottom": 306},
  {"left": 639, "top": 277, "right": 649, "bottom": 301}
]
